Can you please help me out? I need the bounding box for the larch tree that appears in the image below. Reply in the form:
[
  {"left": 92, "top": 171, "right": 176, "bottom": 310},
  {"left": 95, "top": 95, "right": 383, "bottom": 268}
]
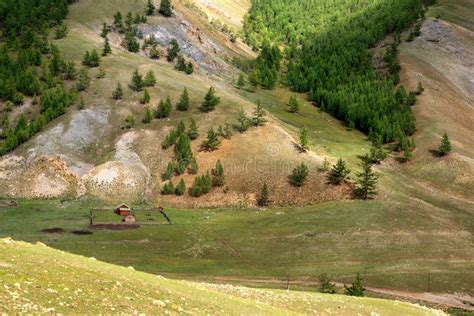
[
  {"left": 252, "top": 100, "right": 267, "bottom": 126},
  {"left": 299, "top": 127, "right": 309, "bottom": 152},
  {"left": 176, "top": 87, "right": 190, "bottom": 111},
  {"left": 159, "top": 0, "right": 172, "bottom": 17},
  {"left": 199, "top": 87, "right": 220, "bottom": 112},
  {"left": 438, "top": 132, "right": 452, "bottom": 156},
  {"left": 354, "top": 156, "right": 379, "bottom": 200},
  {"left": 328, "top": 158, "right": 350, "bottom": 185}
]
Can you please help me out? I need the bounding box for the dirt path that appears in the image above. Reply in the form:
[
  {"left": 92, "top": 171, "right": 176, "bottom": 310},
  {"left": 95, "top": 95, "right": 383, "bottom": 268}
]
[{"left": 161, "top": 274, "right": 474, "bottom": 311}]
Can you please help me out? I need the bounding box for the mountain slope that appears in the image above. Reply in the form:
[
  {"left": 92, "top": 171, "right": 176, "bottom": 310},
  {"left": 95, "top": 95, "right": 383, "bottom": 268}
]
[{"left": 0, "top": 237, "right": 445, "bottom": 315}]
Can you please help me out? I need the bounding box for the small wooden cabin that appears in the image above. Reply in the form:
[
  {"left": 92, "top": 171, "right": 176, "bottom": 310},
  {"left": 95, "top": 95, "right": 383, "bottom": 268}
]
[{"left": 114, "top": 204, "right": 132, "bottom": 216}]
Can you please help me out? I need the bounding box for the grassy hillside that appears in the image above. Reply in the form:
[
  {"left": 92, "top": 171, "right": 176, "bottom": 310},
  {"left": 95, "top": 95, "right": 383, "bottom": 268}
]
[
  {"left": 0, "top": 237, "right": 445, "bottom": 315},
  {"left": 1, "top": 199, "right": 472, "bottom": 297},
  {"left": 427, "top": 0, "right": 474, "bottom": 31}
]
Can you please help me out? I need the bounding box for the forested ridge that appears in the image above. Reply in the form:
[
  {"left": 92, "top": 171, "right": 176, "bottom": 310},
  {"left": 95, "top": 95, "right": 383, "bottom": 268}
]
[
  {"left": 0, "top": 0, "right": 74, "bottom": 155},
  {"left": 244, "top": 0, "right": 425, "bottom": 145}
]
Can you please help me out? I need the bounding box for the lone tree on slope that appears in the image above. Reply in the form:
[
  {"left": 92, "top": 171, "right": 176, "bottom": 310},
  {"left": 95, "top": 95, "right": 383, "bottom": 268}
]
[
  {"left": 354, "top": 156, "right": 379, "bottom": 200},
  {"left": 437, "top": 132, "right": 452, "bottom": 156}
]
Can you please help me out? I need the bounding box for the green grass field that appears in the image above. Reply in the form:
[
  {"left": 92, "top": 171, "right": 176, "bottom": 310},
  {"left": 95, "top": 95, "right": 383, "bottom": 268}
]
[
  {"left": 1, "top": 199, "right": 472, "bottom": 296},
  {"left": 0, "top": 238, "right": 444, "bottom": 315}
]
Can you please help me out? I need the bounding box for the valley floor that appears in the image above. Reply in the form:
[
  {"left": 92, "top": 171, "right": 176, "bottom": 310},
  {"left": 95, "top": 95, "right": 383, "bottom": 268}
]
[{"left": 0, "top": 0, "right": 473, "bottom": 313}]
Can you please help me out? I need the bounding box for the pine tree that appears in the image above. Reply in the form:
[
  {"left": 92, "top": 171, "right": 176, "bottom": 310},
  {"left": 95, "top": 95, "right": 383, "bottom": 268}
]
[
  {"left": 162, "top": 161, "right": 175, "bottom": 180},
  {"left": 185, "top": 62, "right": 194, "bottom": 75},
  {"left": 124, "top": 115, "right": 135, "bottom": 129},
  {"left": 218, "top": 124, "right": 232, "bottom": 139},
  {"left": 130, "top": 69, "right": 143, "bottom": 91},
  {"left": 159, "top": 0, "right": 173, "bottom": 17},
  {"left": 328, "top": 158, "right": 350, "bottom": 185},
  {"left": 236, "top": 73, "right": 245, "bottom": 89},
  {"left": 142, "top": 106, "right": 153, "bottom": 123},
  {"left": 369, "top": 142, "right": 387, "bottom": 164},
  {"left": 100, "top": 22, "right": 110, "bottom": 38},
  {"left": 438, "top": 132, "right": 451, "bottom": 156},
  {"left": 345, "top": 273, "right": 365, "bottom": 297},
  {"left": 82, "top": 51, "right": 91, "bottom": 67},
  {"left": 96, "top": 66, "right": 106, "bottom": 79},
  {"left": 125, "top": 32, "right": 140, "bottom": 52},
  {"left": 188, "top": 118, "right": 199, "bottom": 140},
  {"left": 175, "top": 179, "right": 186, "bottom": 196},
  {"left": 64, "top": 61, "right": 77, "bottom": 80},
  {"left": 176, "top": 120, "right": 186, "bottom": 136},
  {"left": 161, "top": 181, "right": 174, "bottom": 195},
  {"left": 140, "top": 89, "right": 151, "bottom": 104},
  {"left": 211, "top": 160, "right": 225, "bottom": 187},
  {"left": 174, "top": 134, "right": 193, "bottom": 171},
  {"left": 102, "top": 36, "right": 112, "bottom": 56},
  {"left": 76, "top": 68, "right": 91, "bottom": 92},
  {"left": 236, "top": 108, "right": 250, "bottom": 133},
  {"left": 113, "top": 12, "right": 124, "bottom": 31},
  {"left": 187, "top": 158, "right": 199, "bottom": 174},
  {"left": 248, "top": 69, "right": 259, "bottom": 89},
  {"left": 289, "top": 95, "right": 300, "bottom": 113},
  {"left": 146, "top": 0, "right": 156, "bottom": 15},
  {"left": 199, "top": 87, "right": 220, "bottom": 112},
  {"left": 149, "top": 45, "right": 161, "bottom": 59},
  {"left": 176, "top": 87, "right": 190, "bottom": 111},
  {"left": 155, "top": 98, "right": 172, "bottom": 118},
  {"left": 143, "top": 70, "right": 156, "bottom": 87},
  {"left": 319, "top": 274, "right": 337, "bottom": 294},
  {"left": 252, "top": 100, "right": 267, "bottom": 126},
  {"left": 289, "top": 163, "right": 309, "bottom": 187},
  {"left": 354, "top": 156, "right": 378, "bottom": 199},
  {"left": 189, "top": 172, "right": 212, "bottom": 197},
  {"left": 257, "top": 182, "right": 270, "bottom": 207},
  {"left": 299, "top": 127, "right": 309, "bottom": 152},
  {"left": 92, "top": 50, "right": 101, "bottom": 67},
  {"left": 175, "top": 55, "right": 187, "bottom": 71},
  {"left": 167, "top": 39, "right": 180, "bottom": 62},
  {"left": 201, "top": 127, "right": 220, "bottom": 151},
  {"left": 112, "top": 82, "right": 124, "bottom": 100}
]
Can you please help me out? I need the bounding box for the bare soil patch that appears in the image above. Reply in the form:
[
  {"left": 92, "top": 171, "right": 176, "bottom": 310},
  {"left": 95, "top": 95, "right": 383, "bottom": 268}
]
[
  {"left": 89, "top": 224, "right": 140, "bottom": 230},
  {"left": 41, "top": 228, "right": 65, "bottom": 234},
  {"left": 72, "top": 230, "right": 93, "bottom": 235}
]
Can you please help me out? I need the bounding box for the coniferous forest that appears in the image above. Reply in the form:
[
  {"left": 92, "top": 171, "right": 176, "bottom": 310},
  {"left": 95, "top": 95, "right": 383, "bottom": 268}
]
[
  {"left": 244, "top": 0, "right": 425, "bottom": 144},
  {"left": 0, "top": 0, "right": 74, "bottom": 154}
]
